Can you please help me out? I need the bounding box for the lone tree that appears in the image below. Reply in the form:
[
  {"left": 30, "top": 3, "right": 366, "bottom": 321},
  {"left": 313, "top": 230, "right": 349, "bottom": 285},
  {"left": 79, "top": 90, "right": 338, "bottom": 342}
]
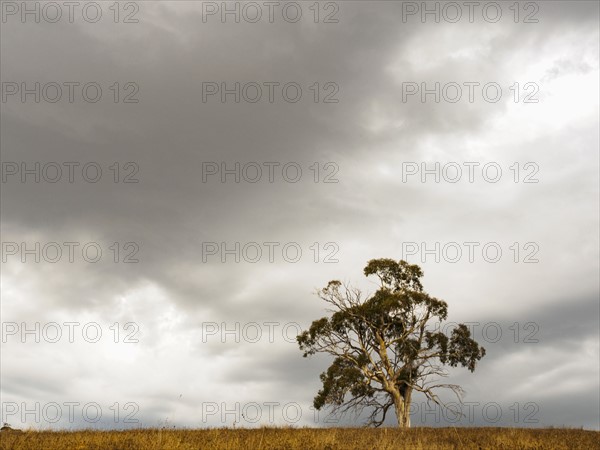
[{"left": 297, "top": 258, "right": 486, "bottom": 428}]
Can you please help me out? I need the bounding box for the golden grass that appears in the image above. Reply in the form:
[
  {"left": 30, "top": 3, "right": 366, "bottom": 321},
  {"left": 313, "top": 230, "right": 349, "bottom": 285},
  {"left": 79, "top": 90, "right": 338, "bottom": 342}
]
[{"left": 0, "top": 427, "right": 598, "bottom": 450}]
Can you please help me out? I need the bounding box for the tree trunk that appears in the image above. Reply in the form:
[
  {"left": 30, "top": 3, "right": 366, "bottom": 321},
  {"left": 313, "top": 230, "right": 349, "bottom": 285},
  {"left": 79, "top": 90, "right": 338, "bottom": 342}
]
[
  {"left": 391, "top": 389, "right": 411, "bottom": 428},
  {"left": 403, "top": 387, "right": 412, "bottom": 428}
]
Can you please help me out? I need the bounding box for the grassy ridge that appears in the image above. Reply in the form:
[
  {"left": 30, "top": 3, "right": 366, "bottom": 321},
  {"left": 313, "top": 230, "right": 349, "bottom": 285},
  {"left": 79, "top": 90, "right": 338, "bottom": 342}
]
[{"left": 0, "top": 427, "right": 598, "bottom": 449}]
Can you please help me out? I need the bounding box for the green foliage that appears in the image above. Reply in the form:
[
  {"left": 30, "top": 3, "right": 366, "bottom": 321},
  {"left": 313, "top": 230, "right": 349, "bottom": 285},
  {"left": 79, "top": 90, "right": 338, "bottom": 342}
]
[
  {"left": 314, "top": 357, "right": 374, "bottom": 410},
  {"left": 363, "top": 258, "right": 424, "bottom": 292}
]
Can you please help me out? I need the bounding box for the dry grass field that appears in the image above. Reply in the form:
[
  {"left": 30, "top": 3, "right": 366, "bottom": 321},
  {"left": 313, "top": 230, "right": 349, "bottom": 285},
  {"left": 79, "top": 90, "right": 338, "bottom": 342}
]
[{"left": 0, "top": 427, "right": 598, "bottom": 450}]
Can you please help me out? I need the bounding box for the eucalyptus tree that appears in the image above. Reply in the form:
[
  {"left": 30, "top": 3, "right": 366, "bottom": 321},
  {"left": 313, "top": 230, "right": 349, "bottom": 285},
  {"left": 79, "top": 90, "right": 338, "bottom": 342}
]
[{"left": 297, "top": 258, "right": 486, "bottom": 428}]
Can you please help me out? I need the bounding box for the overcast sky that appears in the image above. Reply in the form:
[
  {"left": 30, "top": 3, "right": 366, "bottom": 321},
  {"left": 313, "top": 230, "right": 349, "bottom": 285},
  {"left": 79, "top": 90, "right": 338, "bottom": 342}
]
[{"left": 1, "top": 0, "right": 598, "bottom": 430}]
